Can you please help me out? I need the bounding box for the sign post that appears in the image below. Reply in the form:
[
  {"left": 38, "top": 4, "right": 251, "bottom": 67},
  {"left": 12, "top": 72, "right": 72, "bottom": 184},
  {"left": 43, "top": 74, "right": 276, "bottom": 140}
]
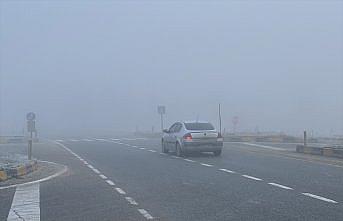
[
  {"left": 26, "top": 112, "right": 36, "bottom": 160},
  {"left": 157, "top": 106, "right": 166, "bottom": 131}
]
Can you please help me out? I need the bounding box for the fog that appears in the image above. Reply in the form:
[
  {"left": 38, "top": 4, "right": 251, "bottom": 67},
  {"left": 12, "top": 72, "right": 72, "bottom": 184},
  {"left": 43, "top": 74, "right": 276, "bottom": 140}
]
[{"left": 0, "top": 1, "right": 342, "bottom": 137}]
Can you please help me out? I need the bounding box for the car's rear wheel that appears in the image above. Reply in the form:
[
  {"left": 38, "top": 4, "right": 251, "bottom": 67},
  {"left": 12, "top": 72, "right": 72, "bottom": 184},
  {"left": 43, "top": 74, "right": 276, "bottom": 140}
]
[
  {"left": 213, "top": 150, "right": 222, "bottom": 156},
  {"left": 162, "top": 140, "right": 169, "bottom": 153},
  {"left": 176, "top": 143, "right": 183, "bottom": 157}
]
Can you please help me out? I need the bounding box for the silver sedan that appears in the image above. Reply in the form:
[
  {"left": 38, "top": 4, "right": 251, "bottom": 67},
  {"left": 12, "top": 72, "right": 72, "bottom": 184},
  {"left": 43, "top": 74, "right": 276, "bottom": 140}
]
[{"left": 162, "top": 121, "right": 223, "bottom": 156}]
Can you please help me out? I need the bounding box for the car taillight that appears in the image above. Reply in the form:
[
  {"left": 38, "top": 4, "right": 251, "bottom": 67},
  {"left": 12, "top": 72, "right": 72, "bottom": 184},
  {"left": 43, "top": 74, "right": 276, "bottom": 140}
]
[
  {"left": 183, "top": 133, "right": 192, "bottom": 141},
  {"left": 217, "top": 133, "right": 223, "bottom": 142}
]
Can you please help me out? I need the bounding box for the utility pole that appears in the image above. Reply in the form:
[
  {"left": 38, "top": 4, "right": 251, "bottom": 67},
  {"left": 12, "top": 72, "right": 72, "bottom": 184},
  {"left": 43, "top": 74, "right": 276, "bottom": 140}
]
[{"left": 157, "top": 105, "right": 166, "bottom": 131}]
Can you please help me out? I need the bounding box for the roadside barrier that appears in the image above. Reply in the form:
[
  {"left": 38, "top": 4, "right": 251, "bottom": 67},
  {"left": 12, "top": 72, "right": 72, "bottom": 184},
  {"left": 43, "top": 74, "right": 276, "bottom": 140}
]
[
  {"left": 296, "top": 145, "right": 343, "bottom": 159},
  {"left": 0, "top": 160, "right": 38, "bottom": 182}
]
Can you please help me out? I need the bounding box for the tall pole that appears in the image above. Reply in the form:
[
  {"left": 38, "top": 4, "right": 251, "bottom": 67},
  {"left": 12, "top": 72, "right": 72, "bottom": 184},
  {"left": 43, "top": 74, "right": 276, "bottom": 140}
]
[
  {"left": 219, "top": 103, "right": 222, "bottom": 134},
  {"left": 304, "top": 130, "right": 307, "bottom": 146},
  {"left": 160, "top": 113, "right": 164, "bottom": 131},
  {"left": 28, "top": 131, "right": 33, "bottom": 160}
]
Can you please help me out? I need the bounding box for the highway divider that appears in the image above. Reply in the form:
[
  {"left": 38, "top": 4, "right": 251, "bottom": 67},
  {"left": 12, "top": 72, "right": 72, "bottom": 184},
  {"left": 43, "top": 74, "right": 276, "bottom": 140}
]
[
  {"left": 296, "top": 145, "right": 343, "bottom": 159},
  {"left": 0, "top": 160, "right": 38, "bottom": 182}
]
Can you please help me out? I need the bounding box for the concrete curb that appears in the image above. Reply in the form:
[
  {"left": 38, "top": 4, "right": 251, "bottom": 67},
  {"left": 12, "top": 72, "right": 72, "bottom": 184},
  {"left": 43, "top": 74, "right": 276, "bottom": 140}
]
[
  {"left": 296, "top": 145, "right": 343, "bottom": 159},
  {"left": 0, "top": 160, "right": 38, "bottom": 182}
]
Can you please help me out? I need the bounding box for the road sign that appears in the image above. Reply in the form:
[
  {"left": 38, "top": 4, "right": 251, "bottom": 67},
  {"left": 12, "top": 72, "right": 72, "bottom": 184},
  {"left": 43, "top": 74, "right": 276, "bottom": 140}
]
[
  {"left": 157, "top": 106, "right": 166, "bottom": 115},
  {"left": 26, "top": 112, "right": 36, "bottom": 121}
]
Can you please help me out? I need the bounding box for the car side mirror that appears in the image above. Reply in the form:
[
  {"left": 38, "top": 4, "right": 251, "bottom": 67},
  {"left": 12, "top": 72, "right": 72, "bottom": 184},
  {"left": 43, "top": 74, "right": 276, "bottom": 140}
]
[{"left": 163, "top": 129, "right": 169, "bottom": 133}]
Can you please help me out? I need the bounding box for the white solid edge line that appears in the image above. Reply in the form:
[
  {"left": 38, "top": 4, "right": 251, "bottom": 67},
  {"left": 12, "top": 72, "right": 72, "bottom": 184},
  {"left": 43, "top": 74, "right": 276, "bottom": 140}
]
[
  {"left": 138, "top": 209, "right": 154, "bottom": 220},
  {"left": 302, "top": 193, "right": 338, "bottom": 203},
  {"left": 106, "top": 180, "right": 115, "bottom": 186},
  {"left": 219, "top": 168, "right": 235, "bottom": 173},
  {"left": 242, "top": 175, "right": 262, "bottom": 181},
  {"left": 115, "top": 187, "right": 126, "bottom": 195},
  {"left": 200, "top": 163, "right": 213, "bottom": 167},
  {"left": 268, "top": 182, "right": 293, "bottom": 190}
]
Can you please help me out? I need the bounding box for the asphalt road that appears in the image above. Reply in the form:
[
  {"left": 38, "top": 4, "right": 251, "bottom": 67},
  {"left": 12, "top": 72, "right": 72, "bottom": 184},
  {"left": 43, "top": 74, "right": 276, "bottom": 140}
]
[{"left": 1, "top": 137, "right": 343, "bottom": 220}]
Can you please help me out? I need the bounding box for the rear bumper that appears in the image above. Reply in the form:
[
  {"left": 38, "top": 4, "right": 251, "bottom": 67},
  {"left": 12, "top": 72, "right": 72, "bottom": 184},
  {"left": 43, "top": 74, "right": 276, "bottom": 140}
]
[{"left": 182, "top": 141, "right": 223, "bottom": 152}]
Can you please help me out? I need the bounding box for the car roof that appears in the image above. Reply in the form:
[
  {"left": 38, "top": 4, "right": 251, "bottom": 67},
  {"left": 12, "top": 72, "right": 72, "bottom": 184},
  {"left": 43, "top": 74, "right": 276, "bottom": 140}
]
[{"left": 183, "top": 121, "right": 211, "bottom": 124}]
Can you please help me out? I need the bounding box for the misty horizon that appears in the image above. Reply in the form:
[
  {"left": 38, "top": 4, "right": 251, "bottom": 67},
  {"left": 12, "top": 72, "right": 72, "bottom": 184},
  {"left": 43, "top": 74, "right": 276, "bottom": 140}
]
[{"left": 1, "top": 1, "right": 342, "bottom": 137}]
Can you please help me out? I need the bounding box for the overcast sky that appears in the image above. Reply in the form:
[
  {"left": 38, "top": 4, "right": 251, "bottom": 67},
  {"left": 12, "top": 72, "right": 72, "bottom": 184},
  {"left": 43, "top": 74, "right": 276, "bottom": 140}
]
[{"left": 0, "top": 1, "right": 342, "bottom": 137}]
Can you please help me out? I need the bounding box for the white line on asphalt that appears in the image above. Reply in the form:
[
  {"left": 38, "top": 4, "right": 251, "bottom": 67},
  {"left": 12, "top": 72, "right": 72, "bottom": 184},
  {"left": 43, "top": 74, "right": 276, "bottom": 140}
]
[
  {"left": 106, "top": 180, "right": 115, "bottom": 186},
  {"left": 268, "top": 182, "right": 293, "bottom": 190},
  {"left": 241, "top": 142, "right": 286, "bottom": 151},
  {"left": 138, "top": 209, "right": 154, "bottom": 220},
  {"left": 111, "top": 138, "right": 120, "bottom": 141},
  {"left": 242, "top": 175, "right": 262, "bottom": 181},
  {"left": 159, "top": 153, "right": 167, "bottom": 155},
  {"left": 83, "top": 139, "right": 93, "bottom": 142},
  {"left": 7, "top": 183, "right": 40, "bottom": 221},
  {"left": 139, "top": 147, "right": 146, "bottom": 150},
  {"left": 95, "top": 138, "right": 106, "bottom": 141},
  {"left": 87, "top": 164, "right": 94, "bottom": 169},
  {"left": 200, "top": 163, "right": 213, "bottom": 167},
  {"left": 99, "top": 174, "right": 108, "bottom": 179},
  {"left": 55, "top": 139, "right": 64, "bottom": 142},
  {"left": 0, "top": 161, "right": 68, "bottom": 190},
  {"left": 132, "top": 145, "right": 138, "bottom": 148},
  {"left": 219, "top": 168, "right": 236, "bottom": 174},
  {"left": 125, "top": 197, "right": 138, "bottom": 205},
  {"left": 70, "top": 139, "right": 79, "bottom": 142},
  {"left": 92, "top": 168, "right": 100, "bottom": 174},
  {"left": 148, "top": 150, "right": 157, "bottom": 153},
  {"left": 171, "top": 156, "right": 181, "bottom": 159},
  {"left": 115, "top": 188, "right": 126, "bottom": 195},
  {"left": 302, "top": 193, "right": 338, "bottom": 203},
  {"left": 184, "top": 159, "right": 196, "bottom": 163}
]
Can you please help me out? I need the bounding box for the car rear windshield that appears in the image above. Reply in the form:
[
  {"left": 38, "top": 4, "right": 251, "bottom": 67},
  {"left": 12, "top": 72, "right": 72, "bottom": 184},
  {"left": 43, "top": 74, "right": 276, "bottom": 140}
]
[{"left": 184, "top": 123, "right": 215, "bottom": 130}]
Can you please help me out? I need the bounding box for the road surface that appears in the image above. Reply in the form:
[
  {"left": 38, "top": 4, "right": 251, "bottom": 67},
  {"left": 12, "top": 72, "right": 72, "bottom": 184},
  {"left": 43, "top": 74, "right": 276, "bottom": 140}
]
[{"left": 1, "top": 137, "right": 342, "bottom": 220}]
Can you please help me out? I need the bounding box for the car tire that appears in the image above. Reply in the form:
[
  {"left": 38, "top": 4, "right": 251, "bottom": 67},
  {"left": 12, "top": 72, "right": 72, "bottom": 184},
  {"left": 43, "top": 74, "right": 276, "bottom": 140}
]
[
  {"left": 162, "top": 141, "right": 169, "bottom": 153},
  {"left": 176, "top": 143, "right": 183, "bottom": 157},
  {"left": 213, "top": 150, "right": 222, "bottom": 156}
]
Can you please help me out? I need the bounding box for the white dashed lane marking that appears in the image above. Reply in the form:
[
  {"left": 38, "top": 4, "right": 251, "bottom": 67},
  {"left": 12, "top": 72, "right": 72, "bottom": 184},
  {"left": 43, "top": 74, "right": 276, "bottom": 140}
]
[
  {"left": 139, "top": 148, "right": 146, "bottom": 150},
  {"left": 219, "top": 168, "right": 236, "bottom": 174},
  {"left": 125, "top": 197, "right": 138, "bottom": 205},
  {"left": 171, "top": 156, "right": 181, "bottom": 159},
  {"left": 268, "top": 182, "right": 293, "bottom": 190},
  {"left": 115, "top": 188, "right": 126, "bottom": 195},
  {"left": 184, "top": 159, "right": 196, "bottom": 163},
  {"left": 148, "top": 150, "right": 157, "bottom": 153},
  {"left": 200, "top": 163, "right": 213, "bottom": 167},
  {"left": 99, "top": 174, "right": 108, "bottom": 179},
  {"left": 95, "top": 138, "right": 107, "bottom": 141},
  {"left": 87, "top": 164, "right": 94, "bottom": 169},
  {"left": 70, "top": 139, "right": 79, "bottom": 142},
  {"left": 302, "top": 193, "right": 338, "bottom": 204},
  {"left": 92, "top": 168, "right": 100, "bottom": 174},
  {"left": 138, "top": 209, "right": 154, "bottom": 220},
  {"left": 242, "top": 175, "right": 262, "bottom": 181},
  {"left": 106, "top": 180, "right": 115, "bottom": 186}
]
